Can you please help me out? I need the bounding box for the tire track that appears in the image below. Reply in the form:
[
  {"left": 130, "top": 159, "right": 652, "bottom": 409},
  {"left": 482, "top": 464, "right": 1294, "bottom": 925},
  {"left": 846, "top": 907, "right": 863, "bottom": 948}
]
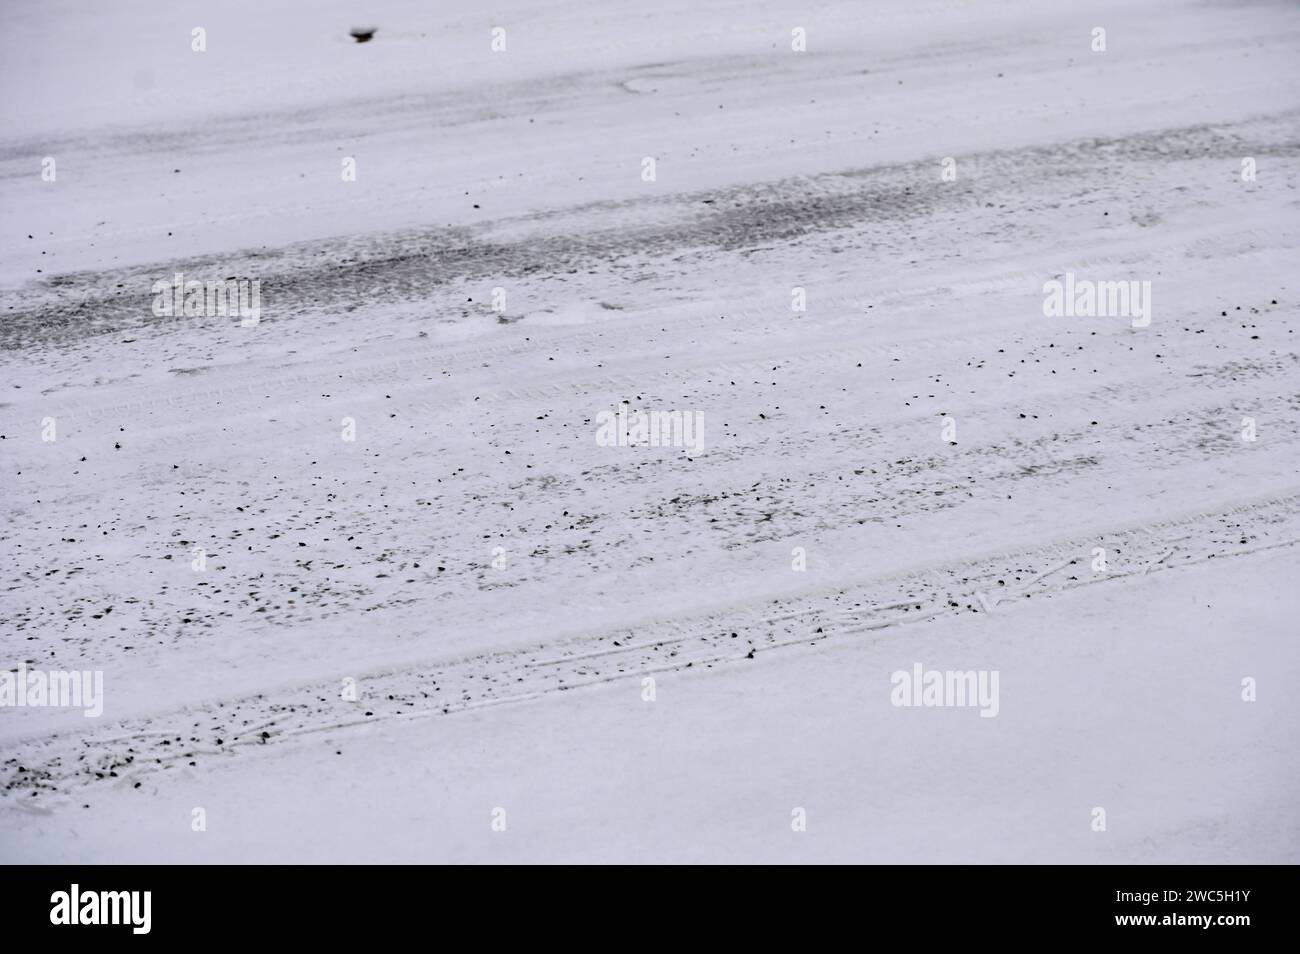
[
  {"left": 4, "top": 491, "right": 1297, "bottom": 801},
  {"left": 2, "top": 111, "right": 1296, "bottom": 352}
]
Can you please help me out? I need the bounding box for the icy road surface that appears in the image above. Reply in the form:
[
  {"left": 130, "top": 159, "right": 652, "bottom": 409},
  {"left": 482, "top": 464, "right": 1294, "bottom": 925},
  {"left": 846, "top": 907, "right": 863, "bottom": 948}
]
[{"left": 1, "top": 0, "right": 1297, "bottom": 862}]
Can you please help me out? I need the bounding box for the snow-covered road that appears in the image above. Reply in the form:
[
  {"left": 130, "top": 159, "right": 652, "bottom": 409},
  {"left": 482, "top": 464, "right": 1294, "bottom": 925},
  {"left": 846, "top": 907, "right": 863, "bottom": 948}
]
[{"left": 1, "top": 0, "right": 1297, "bottom": 862}]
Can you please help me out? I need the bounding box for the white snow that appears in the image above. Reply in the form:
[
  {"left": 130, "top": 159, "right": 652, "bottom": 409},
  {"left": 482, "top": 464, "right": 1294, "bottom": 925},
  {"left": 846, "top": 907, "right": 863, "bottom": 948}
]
[{"left": 0, "top": 0, "right": 1297, "bottom": 862}]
